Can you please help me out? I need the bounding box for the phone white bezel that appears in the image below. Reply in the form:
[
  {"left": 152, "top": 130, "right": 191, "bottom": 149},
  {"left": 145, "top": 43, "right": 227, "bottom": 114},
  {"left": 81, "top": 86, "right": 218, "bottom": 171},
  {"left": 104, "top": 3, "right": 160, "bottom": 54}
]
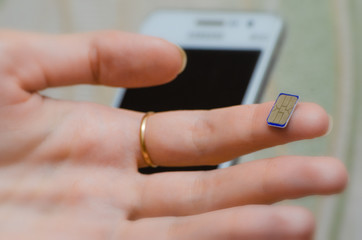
[{"left": 113, "top": 10, "right": 284, "bottom": 168}]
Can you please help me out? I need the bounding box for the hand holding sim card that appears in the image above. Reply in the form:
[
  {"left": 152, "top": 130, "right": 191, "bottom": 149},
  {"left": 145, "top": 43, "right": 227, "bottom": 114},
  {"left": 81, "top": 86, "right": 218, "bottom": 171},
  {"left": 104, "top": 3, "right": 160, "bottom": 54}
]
[{"left": 0, "top": 26, "right": 347, "bottom": 239}]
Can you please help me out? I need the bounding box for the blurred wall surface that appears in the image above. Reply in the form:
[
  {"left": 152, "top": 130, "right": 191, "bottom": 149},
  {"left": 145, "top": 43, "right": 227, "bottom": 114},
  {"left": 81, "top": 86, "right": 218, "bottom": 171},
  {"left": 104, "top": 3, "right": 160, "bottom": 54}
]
[{"left": 0, "top": 1, "right": 361, "bottom": 239}]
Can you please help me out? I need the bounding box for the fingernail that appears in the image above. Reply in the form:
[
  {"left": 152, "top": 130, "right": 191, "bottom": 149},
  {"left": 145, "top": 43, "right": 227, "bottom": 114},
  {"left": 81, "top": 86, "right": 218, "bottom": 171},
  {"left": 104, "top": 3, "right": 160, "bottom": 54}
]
[
  {"left": 324, "top": 114, "right": 333, "bottom": 137},
  {"left": 176, "top": 45, "right": 187, "bottom": 74}
]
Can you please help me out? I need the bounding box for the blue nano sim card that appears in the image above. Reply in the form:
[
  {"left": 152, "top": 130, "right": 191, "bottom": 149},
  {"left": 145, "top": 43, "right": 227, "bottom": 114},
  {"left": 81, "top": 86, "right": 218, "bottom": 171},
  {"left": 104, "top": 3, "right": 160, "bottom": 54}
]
[{"left": 267, "top": 93, "right": 299, "bottom": 128}]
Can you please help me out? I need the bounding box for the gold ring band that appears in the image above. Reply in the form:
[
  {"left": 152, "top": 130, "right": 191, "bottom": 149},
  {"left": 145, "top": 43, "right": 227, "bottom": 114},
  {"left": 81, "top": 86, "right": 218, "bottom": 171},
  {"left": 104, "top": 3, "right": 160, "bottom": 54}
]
[{"left": 140, "top": 112, "right": 157, "bottom": 168}]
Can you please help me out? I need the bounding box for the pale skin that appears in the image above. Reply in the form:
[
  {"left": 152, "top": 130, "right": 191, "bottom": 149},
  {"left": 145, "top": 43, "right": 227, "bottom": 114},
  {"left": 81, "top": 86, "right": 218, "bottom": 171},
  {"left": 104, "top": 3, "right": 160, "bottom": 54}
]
[{"left": 0, "top": 31, "right": 347, "bottom": 239}]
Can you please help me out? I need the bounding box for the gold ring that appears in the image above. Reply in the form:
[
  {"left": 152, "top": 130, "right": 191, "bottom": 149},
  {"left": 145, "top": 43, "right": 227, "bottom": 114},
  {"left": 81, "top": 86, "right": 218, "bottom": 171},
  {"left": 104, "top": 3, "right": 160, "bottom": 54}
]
[{"left": 140, "top": 112, "right": 157, "bottom": 168}]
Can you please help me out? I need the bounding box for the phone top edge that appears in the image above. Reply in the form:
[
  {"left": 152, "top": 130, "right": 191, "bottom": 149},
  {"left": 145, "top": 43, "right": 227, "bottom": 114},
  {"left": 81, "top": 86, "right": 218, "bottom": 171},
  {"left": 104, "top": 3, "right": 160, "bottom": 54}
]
[
  {"left": 143, "top": 9, "right": 283, "bottom": 22},
  {"left": 140, "top": 9, "right": 284, "bottom": 35},
  {"left": 140, "top": 10, "right": 284, "bottom": 30}
]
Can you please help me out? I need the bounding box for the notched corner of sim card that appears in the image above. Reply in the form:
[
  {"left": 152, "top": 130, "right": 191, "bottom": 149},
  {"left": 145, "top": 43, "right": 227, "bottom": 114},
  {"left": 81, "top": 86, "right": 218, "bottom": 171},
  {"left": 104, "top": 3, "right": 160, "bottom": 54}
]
[{"left": 266, "top": 93, "right": 299, "bottom": 128}]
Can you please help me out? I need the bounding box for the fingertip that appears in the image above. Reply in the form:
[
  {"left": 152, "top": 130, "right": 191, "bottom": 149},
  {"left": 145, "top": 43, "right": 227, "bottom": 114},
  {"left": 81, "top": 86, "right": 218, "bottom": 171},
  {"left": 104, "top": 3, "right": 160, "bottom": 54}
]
[
  {"left": 307, "top": 103, "right": 330, "bottom": 136},
  {"left": 292, "top": 102, "right": 330, "bottom": 138},
  {"left": 175, "top": 44, "right": 188, "bottom": 74},
  {"left": 324, "top": 114, "right": 334, "bottom": 137},
  {"left": 143, "top": 37, "right": 187, "bottom": 85},
  {"left": 294, "top": 156, "right": 348, "bottom": 195},
  {"left": 318, "top": 157, "right": 348, "bottom": 194}
]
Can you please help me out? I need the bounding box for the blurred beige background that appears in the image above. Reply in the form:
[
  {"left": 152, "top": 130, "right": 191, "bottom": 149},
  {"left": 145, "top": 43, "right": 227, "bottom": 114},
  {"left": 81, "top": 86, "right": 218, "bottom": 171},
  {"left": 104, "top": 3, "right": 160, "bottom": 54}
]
[{"left": 0, "top": 0, "right": 361, "bottom": 239}]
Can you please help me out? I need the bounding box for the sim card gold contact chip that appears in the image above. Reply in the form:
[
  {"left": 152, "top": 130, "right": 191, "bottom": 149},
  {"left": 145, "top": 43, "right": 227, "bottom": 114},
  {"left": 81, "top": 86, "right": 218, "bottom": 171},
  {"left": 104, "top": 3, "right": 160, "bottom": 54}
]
[{"left": 267, "top": 93, "right": 299, "bottom": 128}]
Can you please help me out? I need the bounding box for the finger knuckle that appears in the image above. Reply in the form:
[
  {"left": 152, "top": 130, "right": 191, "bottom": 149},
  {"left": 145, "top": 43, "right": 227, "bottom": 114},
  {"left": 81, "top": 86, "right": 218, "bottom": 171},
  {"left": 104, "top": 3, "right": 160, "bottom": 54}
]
[
  {"left": 191, "top": 112, "right": 216, "bottom": 156},
  {"left": 88, "top": 31, "right": 122, "bottom": 84},
  {"left": 187, "top": 173, "right": 210, "bottom": 210}
]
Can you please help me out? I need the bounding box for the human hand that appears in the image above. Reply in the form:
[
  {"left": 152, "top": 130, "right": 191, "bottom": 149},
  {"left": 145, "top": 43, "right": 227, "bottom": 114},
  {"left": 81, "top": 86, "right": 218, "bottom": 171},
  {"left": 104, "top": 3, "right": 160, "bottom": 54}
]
[{"left": 0, "top": 31, "right": 347, "bottom": 239}]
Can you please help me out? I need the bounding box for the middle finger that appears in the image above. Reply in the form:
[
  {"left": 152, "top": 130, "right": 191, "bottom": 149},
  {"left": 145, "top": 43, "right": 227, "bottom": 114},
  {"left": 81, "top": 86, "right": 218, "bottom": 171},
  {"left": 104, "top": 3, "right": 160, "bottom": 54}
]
[
  {"left": 137, "top": 102, "right": 329, "bottom": 167},
  {"left": 132, "top": 156, "right": 347, "bottom": 218}
]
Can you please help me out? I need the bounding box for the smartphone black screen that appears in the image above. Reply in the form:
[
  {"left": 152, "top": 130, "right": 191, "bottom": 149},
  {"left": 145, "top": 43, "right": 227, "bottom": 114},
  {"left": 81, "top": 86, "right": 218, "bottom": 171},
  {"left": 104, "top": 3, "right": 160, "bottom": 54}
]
[{"left": 119, "top": 49, "right": 261, "bottom": 173}]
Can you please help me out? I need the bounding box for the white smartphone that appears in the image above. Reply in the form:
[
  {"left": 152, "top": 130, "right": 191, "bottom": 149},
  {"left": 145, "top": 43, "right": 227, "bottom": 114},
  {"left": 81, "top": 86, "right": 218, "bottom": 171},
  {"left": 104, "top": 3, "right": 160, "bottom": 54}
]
[{"left": 113, "top": 10, "right": 284, "bottom": 173}]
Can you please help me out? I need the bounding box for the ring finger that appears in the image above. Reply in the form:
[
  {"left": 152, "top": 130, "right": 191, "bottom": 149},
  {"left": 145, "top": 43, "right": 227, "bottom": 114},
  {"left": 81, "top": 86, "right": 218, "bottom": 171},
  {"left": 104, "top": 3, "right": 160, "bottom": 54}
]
[{"left": 132, "top": 156, "right": 347, "bottom": 218}]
